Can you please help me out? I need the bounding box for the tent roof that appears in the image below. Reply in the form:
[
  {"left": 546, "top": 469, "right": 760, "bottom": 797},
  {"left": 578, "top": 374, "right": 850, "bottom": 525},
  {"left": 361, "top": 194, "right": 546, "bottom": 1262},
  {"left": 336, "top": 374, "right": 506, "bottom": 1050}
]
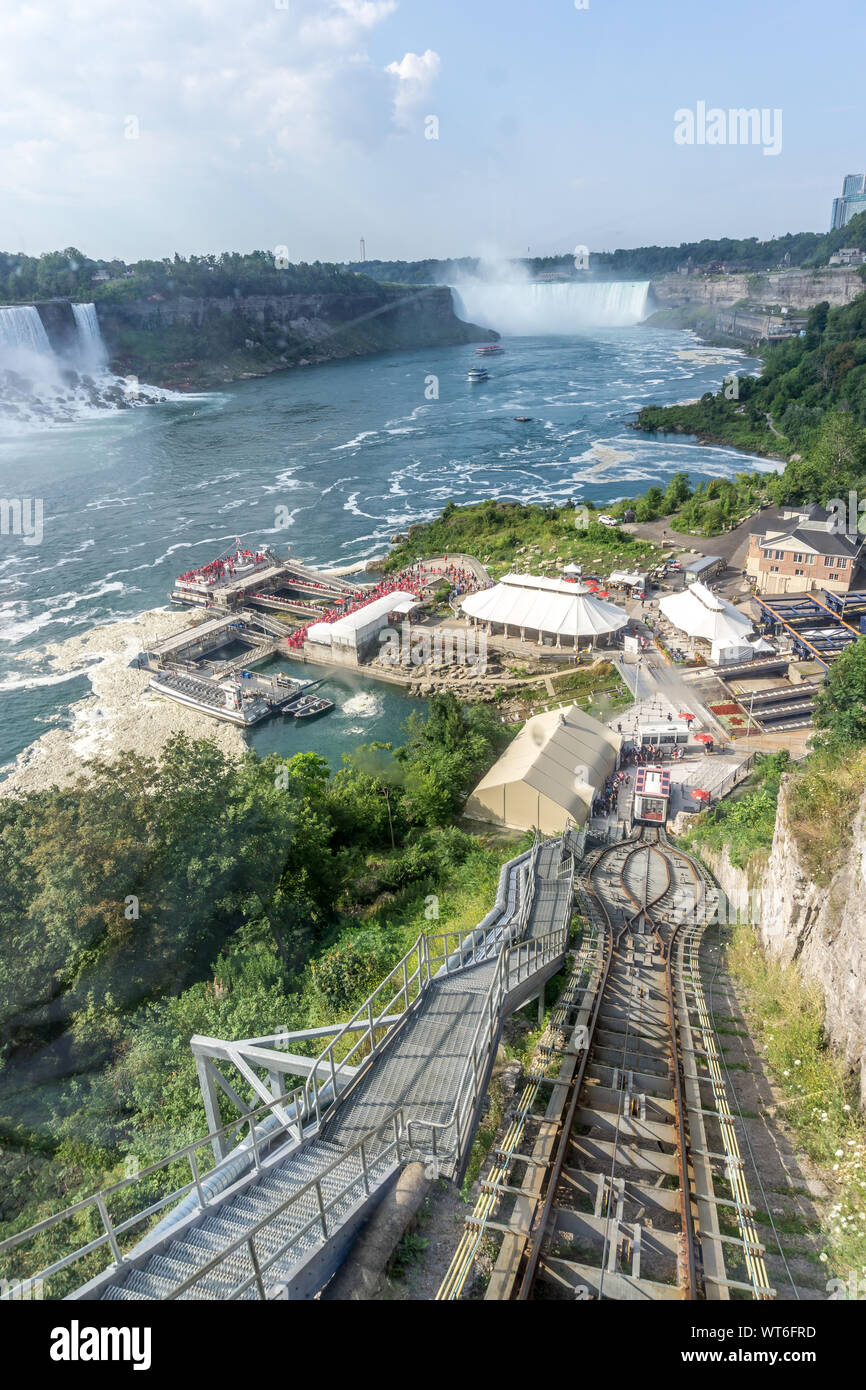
[
  {"left": 468, "top": 705, "right": 621, "bottom": 824},
  {"left": 306, "top": 591, "right": 417, "bottom": 645},
  {"left": 461, "top": 572, "right": 629, "bottom": 638},
  {"left": 659, "top": 581, "right": 753, "bottom": 644}
]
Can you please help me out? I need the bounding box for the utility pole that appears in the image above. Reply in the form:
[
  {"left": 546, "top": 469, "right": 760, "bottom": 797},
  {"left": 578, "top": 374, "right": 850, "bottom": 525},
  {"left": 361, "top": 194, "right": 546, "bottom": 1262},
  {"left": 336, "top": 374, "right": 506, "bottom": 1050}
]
[{"left": 359, "top": 237, "right": 366, "bottom": 263}]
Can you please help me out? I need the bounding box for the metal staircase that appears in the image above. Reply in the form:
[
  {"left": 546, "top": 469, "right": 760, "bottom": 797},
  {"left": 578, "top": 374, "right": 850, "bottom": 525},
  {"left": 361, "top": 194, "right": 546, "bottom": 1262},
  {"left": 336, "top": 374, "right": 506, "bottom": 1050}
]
[{"left": 1, "top": 833, "right": 576, "bottom": 1303}]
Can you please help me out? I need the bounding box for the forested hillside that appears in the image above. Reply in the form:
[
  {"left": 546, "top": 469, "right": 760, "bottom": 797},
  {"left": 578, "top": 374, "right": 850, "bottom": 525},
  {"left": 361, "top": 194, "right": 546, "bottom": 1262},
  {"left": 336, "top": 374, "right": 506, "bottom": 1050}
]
[{"left": 0, "top": 698, "right": 512, "bottom": 1269}]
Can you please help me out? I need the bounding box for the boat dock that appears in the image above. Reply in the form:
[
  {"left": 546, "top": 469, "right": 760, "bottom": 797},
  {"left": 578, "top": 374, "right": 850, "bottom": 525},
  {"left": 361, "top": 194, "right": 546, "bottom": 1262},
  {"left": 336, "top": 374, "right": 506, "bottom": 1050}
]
[
  {"left": 139, "top": 544, "right": 365, "bottom": 728},
  {"left": 170, "top": 546, "right": 358, "bottom": 612},
  {"left": 148, "top": 667, "right": 322, "bottom": 727}
]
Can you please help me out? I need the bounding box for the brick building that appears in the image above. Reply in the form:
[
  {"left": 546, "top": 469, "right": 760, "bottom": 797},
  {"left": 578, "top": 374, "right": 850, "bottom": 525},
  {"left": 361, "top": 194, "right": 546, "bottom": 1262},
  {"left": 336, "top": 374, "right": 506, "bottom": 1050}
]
[{"left": 745, "top": 505, "right": 864, "bottom": 596}]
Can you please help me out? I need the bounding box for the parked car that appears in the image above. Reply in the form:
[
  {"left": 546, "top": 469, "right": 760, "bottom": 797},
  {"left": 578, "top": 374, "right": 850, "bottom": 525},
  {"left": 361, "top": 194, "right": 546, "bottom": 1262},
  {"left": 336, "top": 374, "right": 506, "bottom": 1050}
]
[{"left": 598, "top": 514, "right": 618, "bottom": 528}]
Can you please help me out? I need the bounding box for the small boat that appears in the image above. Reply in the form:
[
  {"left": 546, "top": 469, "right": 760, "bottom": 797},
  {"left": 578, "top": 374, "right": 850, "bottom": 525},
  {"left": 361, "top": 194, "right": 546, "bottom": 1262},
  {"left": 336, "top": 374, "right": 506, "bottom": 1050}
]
[
  {"left": 467, "top": 367, "right": 489, "bottom": 383},
  {"left": 476, "top": 343, "right": 505, "bottom": 355},
  {"left": 291, "top": 694, "right": 335, "bottom": 720},
  {"left": 513, "top": 416, "right": 533, "bottom": 422}
]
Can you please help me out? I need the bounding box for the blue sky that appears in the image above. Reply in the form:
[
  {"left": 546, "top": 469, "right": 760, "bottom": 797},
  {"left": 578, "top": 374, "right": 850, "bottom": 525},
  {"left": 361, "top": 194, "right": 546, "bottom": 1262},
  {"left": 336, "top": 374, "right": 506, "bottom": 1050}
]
[{"left": 1, "top": 0, "right": 863, "bottom": 262}]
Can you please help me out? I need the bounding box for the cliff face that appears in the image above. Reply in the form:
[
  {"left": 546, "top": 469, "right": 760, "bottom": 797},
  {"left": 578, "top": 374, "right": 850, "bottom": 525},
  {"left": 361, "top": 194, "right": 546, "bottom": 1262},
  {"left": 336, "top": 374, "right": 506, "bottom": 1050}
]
[
  {"left": 96, "top": 286, "right": 493, "bottom": 388},
  {"left": 652, "top": 267, "right": 862, "bottom": 312},
  {"left": 696, "top": 780, "right": 866, "bottom": 1108}
]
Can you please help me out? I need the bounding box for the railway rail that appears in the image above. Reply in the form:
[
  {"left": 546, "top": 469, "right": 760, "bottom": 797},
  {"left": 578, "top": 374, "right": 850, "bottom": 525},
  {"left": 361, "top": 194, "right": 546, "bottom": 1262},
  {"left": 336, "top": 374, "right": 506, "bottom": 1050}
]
[{"left": 438, "top": 827, "right": 776, "bottom": 1302}]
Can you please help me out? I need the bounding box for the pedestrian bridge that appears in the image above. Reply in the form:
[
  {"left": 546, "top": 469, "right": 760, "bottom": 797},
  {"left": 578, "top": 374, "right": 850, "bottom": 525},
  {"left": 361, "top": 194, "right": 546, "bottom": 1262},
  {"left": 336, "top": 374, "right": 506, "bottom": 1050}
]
[{"left": 1, "top": 832, "right": 578, "bottom": 1302}]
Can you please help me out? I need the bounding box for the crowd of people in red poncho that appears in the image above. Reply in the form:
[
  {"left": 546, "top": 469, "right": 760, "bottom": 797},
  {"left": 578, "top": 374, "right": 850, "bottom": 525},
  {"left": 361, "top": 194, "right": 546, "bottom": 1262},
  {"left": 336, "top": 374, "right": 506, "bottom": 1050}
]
[
  {"left": 177, "top": 549, "right": 267, "bottom": 587},
  {"left": 282, "top": 557, "right": 485, "bottom": 651},
  {"left": 283, "top": 566, "right": 425, "bottom": 650},
  {"left": 178, "top": 550, "right": 486, "bottom": 650}
]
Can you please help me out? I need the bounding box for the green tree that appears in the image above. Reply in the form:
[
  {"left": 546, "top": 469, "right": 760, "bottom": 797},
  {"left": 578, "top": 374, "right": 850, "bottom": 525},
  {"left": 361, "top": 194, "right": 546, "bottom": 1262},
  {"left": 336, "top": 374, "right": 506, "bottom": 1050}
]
[{"left": 813, "top": 637, "right": 866, "bottom": 746}]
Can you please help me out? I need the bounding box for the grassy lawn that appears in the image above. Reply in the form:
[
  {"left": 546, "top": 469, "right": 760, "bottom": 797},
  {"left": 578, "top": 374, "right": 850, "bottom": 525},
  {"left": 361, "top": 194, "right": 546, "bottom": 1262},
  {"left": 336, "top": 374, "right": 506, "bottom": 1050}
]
[{"left": 384, "top": 500, "right": 661, "bottom": 578}]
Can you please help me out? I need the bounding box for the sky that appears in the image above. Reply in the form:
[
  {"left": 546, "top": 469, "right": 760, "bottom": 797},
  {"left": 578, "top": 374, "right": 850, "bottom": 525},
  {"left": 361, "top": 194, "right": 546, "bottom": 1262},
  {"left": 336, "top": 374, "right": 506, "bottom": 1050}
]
[{"left": 1, "top": 0, "right": 864, "bottom": 264}]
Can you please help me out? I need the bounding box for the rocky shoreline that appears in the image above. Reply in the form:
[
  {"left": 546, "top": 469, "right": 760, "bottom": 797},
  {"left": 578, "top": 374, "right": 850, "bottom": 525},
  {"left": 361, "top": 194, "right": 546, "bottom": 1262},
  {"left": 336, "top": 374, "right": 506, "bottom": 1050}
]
[{"left": 0, "top": 608, "right": 247, "bottom": 797}]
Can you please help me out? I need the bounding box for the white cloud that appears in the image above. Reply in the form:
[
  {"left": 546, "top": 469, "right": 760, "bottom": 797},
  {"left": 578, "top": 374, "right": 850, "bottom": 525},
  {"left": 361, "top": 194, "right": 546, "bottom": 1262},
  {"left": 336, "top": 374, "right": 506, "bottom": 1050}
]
[
  {"left": 385, "top": 49, "right": 441, "bottom": 129},
  {"left": 0, "top": 0, "right": 420, "bottom": 230}
]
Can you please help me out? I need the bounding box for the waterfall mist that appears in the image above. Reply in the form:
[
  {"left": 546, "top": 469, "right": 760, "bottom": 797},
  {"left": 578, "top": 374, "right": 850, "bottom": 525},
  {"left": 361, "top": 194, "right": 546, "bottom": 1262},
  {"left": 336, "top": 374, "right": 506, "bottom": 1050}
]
[
  {"left": 0, "top": 302, "right": 165, "bottom": 430},
  {"left": 450, "top": 280, "right": 651, "bottom": 335}
]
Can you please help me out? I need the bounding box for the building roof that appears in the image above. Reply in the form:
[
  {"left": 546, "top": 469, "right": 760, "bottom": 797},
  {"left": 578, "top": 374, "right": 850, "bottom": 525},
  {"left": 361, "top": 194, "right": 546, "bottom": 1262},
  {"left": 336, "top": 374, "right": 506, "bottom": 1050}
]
[
  {"left": 467, "top": 705, "right": 621, "bottom": 826},
  {"left": 684, "top": 554, "right": 723, "bottom": 573},
  {"left": 608, "top": 569, "right": 647, "bottom": 586},
  {"left": 635, "top": 766, "right": 671, "bottom": 798},
  {"left": 306, "top": 591, "right": 418, "bottom": 646},
  {"left": 659, "top": 581, "right": 754, "bottom": 644},
  {"left": 460, "top": 573, "right": 629, "bottom": 639},
  {"left": 756, "top": 526, "right": 861, "bottom": 558}
]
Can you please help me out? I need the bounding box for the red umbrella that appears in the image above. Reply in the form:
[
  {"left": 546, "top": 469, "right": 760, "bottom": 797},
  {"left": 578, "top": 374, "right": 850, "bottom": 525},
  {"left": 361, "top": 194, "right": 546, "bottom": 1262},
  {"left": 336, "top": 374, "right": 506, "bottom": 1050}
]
[
  {"left": 691, "top": 788, "right": 711, "bottom": 803},
  {"left": 679, "top": 711, "right": 695, "bottom": 722},
  {"left": 694, "top": 732, "right": 713, "bottom": 744},
  {"left": 597, "top": 590, "right": 610, "bottom": 598}
]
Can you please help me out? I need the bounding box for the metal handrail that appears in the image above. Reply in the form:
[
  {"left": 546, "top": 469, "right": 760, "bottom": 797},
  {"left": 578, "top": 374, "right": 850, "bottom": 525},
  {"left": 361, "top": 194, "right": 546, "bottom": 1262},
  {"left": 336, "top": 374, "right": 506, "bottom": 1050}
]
[
  {"left": 164, "top": 922, "right": 571, "bottom": 1302},
  {"left": 1, "top": 831, "right": 562, "bottom": 1301}
]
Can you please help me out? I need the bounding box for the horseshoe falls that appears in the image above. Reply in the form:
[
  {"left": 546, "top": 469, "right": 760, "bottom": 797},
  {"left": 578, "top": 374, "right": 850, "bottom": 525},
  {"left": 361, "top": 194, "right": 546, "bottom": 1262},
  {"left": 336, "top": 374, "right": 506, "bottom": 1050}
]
[{"left": 450, "top": 279, "right": 651, "bottom": 334}]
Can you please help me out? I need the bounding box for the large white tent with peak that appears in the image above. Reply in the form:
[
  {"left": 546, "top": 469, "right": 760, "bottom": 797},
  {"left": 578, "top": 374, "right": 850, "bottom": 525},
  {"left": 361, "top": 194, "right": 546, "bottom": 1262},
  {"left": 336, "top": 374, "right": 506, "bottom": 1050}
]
[
  {"left": 460, "top": 574, "right": 629, "bottom": 647},
  {"left": 659, "top": 581, "right": 753, "bottom": 648}
]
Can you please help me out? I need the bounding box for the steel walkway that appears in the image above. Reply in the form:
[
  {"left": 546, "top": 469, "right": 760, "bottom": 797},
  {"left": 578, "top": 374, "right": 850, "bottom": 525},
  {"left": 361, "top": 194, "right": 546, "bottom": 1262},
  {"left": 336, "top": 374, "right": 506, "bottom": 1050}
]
[
  {"left": 0, "top": 835, "right": 575, "bottom": 1302},
  {"left": 327, "top": 841, "right": 568, "bottom": 1151}
]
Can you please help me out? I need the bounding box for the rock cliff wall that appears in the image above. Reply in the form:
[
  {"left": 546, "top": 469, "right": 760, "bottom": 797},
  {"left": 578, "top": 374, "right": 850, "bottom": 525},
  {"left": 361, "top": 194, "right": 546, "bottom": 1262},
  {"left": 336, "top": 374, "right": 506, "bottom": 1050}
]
[
  {"left": 96, "top": 286, "right": 492, "bottom": 388},
  {"left": 652, "top": 267, "right": 862, "bottom": 312},
  {"left": 694, "top": 780, "right": 866, "bottom": 1108}
]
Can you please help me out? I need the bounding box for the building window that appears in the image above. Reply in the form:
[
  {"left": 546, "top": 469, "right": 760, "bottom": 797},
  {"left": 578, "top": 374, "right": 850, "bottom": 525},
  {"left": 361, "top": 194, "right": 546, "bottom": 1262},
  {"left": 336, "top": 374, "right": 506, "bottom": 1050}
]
[
  {"left": 775, "top": 550, "right": 784, "bottom": 560},
  {"left": 763, "top": 550, "right": 773, "bottom": 561},
  {"left": 793, "top": 553, "right": 804, "bottom": 563},
  {"left": 770, "top": 566, "right": 779, "bottom": 573},
  {"left": 795, "top": 569, "right": 804, "bottom": 576},
  {"left": 829, "top": 573, "right": 838, "bottom": 581},
  {"left": 805, "top": 554, "right": 815, "bottom": 564},
  {"left": 838, "top": 558, "right": 848, "bottom": 568}
]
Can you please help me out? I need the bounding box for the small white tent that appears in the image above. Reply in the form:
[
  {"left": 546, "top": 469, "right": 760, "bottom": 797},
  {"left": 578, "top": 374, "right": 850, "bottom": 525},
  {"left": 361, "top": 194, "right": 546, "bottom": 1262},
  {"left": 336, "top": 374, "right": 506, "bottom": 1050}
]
[{"left": 659, "top": 581, "right": 753, "bottom": 647}]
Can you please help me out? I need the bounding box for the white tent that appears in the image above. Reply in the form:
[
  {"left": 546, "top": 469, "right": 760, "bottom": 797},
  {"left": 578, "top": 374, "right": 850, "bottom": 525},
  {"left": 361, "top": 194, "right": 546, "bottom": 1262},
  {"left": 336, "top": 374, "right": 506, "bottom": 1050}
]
[
  {"left": 659, "top": 581, "right": 753, "bottom": 646},
  {"left": 460, "top": 573, "right": 629, "bottom": 644},
  {"left": 306, "top": 591, "right": 418, "bottom": 651}
]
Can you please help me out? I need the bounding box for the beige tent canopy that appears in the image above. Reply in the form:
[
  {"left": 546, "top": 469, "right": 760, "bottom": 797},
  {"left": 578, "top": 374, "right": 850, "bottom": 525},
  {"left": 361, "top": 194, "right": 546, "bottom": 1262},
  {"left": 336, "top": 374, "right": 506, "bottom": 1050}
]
[{"left": 465, "top": 704, "right": 621, "bottom": 835}]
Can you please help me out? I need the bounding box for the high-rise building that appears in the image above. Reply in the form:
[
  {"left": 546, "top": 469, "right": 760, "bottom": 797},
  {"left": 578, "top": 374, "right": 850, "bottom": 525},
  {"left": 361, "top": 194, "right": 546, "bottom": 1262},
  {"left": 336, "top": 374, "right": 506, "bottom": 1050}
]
[{"left": 831, "top": 174, "right": 866, "bottom": 230}]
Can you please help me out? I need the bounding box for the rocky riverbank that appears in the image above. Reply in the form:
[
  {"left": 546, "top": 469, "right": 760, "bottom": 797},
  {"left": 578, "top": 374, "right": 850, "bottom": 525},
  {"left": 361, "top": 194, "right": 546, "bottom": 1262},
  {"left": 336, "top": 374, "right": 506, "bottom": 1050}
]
[{"left": 0, "top": 608, "right": 246, "bottom": 796}]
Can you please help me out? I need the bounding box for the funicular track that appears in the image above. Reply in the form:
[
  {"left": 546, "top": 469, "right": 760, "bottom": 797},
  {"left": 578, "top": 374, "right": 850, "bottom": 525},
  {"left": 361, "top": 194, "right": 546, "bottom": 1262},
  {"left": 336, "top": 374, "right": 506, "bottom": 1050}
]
[{"left": 440, "top": 827, "right": 776, "bottom": 1302}]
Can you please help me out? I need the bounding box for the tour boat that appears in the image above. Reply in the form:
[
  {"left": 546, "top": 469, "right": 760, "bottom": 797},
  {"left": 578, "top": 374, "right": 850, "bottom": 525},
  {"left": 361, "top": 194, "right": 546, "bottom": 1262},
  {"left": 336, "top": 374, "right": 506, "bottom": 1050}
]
[
  {"left": 476, "top": 344, "right": 505, "bottom": 355},
  {"left": 467, "top": 367, "right": 489, "bottom": 383}
]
